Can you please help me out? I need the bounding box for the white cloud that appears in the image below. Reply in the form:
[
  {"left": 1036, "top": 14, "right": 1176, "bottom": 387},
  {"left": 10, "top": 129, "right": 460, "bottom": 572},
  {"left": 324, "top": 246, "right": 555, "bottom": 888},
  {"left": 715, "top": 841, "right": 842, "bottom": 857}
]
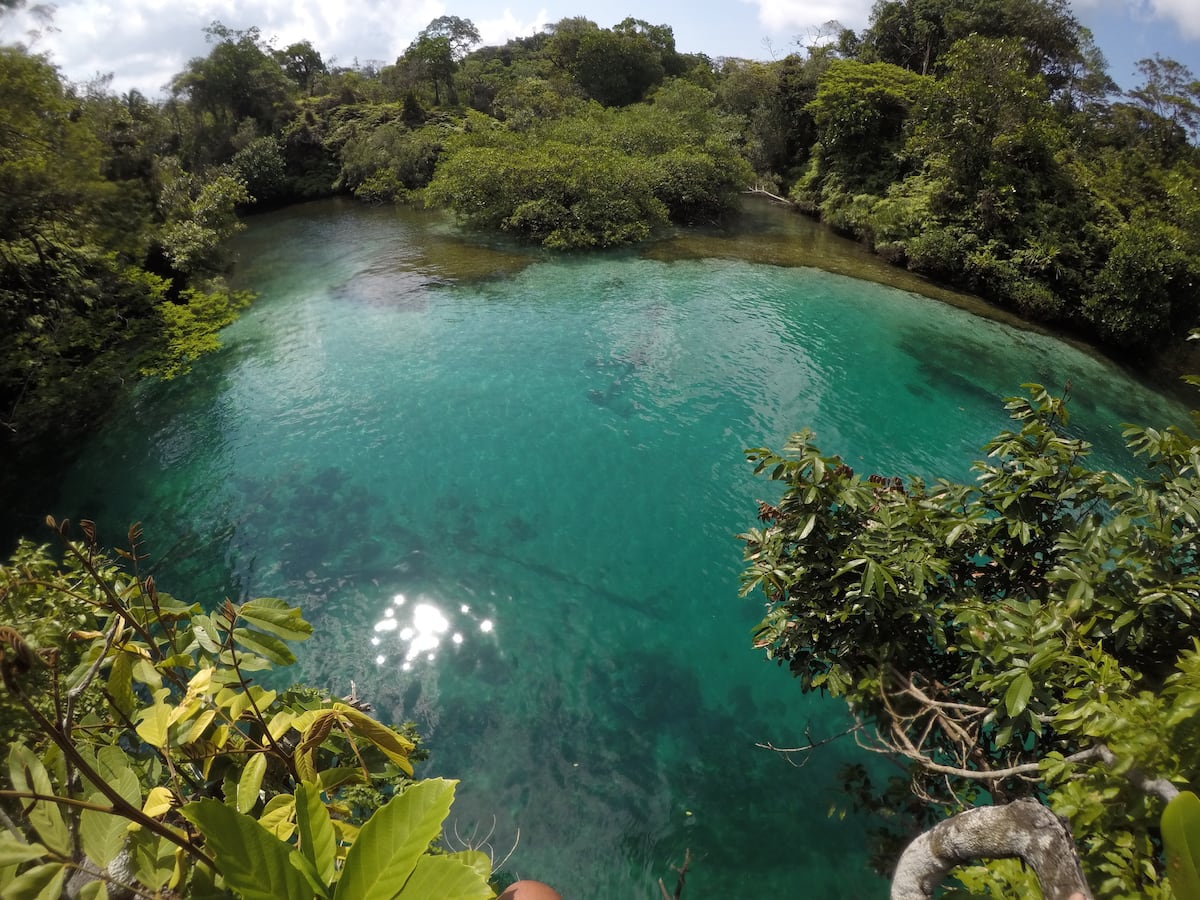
[
  {"left": 743, "top": 0, "right": 873, "bottom": 34},
  {"left": 1148, "top": 0, "right": 1200, "bottom": 38},
  {"left": 5, "top": 0, "right": 448, "bottom": 94},
  {"left": 476, "top": 7, "right": 549, "bottom": 48}
]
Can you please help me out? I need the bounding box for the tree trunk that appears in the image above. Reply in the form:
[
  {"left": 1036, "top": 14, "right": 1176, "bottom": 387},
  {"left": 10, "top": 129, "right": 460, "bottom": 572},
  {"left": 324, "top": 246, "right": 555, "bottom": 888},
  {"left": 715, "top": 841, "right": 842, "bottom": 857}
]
[{"left": 891, "top": 799, "right": 1093, "bottom": 900}]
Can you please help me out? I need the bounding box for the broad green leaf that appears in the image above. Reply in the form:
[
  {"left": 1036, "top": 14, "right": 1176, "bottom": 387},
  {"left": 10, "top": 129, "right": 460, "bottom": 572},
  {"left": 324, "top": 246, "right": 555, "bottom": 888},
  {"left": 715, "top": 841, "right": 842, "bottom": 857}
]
[
  {"left": 2, "top": 861, "right": 65, "bottom": 900},
  {"left": 260, "top": 794, "right": 297, "bottom": 842},
  {"left": 397, "top": 854, "right": 494, "bottom": 899},
  {"left": 318, "top": 766, "right": 363, "bottom": 792},
  {"left": 79, "top": 880, "right": 109, "bottom": 900},
  {"left": 268, "top": 711, "right": 296, "bottom": 741},
  {"left": 798, "top": 514, "right": 816, "bottom": 540},
  {"left": 129, "top": 829, "right": 174, "bottom": 891},
  {"left": 143, "top": 786, "right": 174, "bottom": 818},
  {"left": 1004, "top": 673, "right": 1034, "bottom": 718},
  {"left": 192, "top": 614, "right": 223, "bottom": 653},
  {"left": 232, "top": 627, "right": 296, "bottom": 666},
  {"left": 180, "top": 799, "right": 313, "bottom": 900},
  {"left": 80, "top": 795, "right": 126, "bottom": 869},
  {"left": 240, "top": 598, "right": 314, "bottom": 641},
  {"left": 185, "top": 708, "right": 218, "bottom": 745},
  {"left": 7, "top": 744, "right": 69, "bottom": 855},
  {"left": 288, "top": 846, "right": 328, "bottom": 899},
  {"left": 238, "top": 753, "right": 268, "bottom": 813},
  {"left": 295, "top": 782, "right": 337, "bottom": 885},
  {"left": 333, "top": 778, "right": 458, "bottom": 900},
  {"left": 107, "top": 650, "right": 135, "bottom": 718},
  {"left": 1163, "top": 790, "right": 1200, "bottom": 900},
  {"left": 95, "top": 745, "right": 141, "bottom": 806},
  {"left": 167, "top": 697, "right": 202, "bottom": 728},
  {"left": 0, "top": 833, "right": 48, "bottom": 867},
  {"left": 445, "top": 849, "right": 493, "bottom": 881},
  {"left": 132, "top": 657, "right": 162, "bottom": 689},
  {"left": 295, "top": 712, "right": 338, "bottom": 784},
  {"left": 220, "top": 686, "right": 276, "bottom": 724},
  {"left": 334, "top": 705, "right": 415, "bottom": 775},
  {"left": 135, "top": 689, "right": 173, "bottom": 747},
  {"left": 187, "top": 665, "right": 214, "bottom": 694}
]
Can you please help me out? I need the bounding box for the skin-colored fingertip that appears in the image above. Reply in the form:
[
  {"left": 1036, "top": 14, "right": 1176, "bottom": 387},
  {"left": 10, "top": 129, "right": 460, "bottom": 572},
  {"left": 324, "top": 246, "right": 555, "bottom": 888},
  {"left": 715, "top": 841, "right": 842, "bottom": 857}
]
[{"left": 497, "top": 880, "right": 564, "bottom": 900}]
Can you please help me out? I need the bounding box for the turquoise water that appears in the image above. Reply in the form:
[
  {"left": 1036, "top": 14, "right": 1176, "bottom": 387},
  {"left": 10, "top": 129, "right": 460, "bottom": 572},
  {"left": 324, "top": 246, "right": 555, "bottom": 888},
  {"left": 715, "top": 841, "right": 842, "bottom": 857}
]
[{"left": 56, "top": 200, "right": 1192, "bottom": 898}]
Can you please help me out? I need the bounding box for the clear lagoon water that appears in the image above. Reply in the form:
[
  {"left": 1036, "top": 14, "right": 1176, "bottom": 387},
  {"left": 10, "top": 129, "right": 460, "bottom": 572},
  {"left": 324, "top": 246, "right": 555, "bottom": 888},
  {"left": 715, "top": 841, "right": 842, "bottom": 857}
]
[{"left": 55, "top": 199, "right": 1193, "bottom": 899}]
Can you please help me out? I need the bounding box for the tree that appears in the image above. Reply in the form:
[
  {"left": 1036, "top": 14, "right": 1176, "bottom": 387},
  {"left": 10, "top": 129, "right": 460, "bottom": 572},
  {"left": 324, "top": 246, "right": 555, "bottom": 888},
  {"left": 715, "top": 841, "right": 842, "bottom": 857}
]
[
  {"left": 739, "top": 382, "right": 1200, "bottom": 896},
  {"left": 0, "top": 520, "right": 497, "bottom": 898},
  {"left": 403, "top": 34, "right": 455, "bottom": 105},
  {"left": 425, "top": 84, "right": 752, "bottom": 247},
  {"left": 275, "top": 40, "right": 328, "bottom": 95},
  {"left": 572, "top": 27, "right": 666, "bottom": 107},
  {"left": 170, "top": 22, "right": 297, "bottom": 162},
  {"left": 397, "top": 17, "right": 481, "bottom": 107},
  {"left": 1128, "top": 55, "right": 1200, "bottom": 150},
  {"left": 418, "top": 15, "right": 481, "bottom": 61},
  {"left": 804, "top": 59, "right": 926, "bottom": 191}
]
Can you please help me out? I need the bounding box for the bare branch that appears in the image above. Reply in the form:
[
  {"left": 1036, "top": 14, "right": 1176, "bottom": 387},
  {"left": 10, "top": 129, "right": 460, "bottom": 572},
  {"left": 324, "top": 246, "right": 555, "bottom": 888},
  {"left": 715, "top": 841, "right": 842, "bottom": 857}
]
[
  {"left": 756, "top": 720, "right": 864, "bottom": 767},
  {"left": 891, "top": 799, "right": 1093, "bottom": 900},
  {"left": 658, "top": 848, "right": 692, "bottom": 900}
]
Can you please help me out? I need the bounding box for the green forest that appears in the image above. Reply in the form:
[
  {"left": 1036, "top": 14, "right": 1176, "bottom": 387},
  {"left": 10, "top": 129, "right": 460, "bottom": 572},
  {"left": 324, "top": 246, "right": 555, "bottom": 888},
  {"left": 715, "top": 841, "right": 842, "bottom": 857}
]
[
  {"left": 3, "top": 1, "right": 1200, "bottom": 529},
  {"left": 5, "top": 1, "right": 1200, "bottom": 898}
]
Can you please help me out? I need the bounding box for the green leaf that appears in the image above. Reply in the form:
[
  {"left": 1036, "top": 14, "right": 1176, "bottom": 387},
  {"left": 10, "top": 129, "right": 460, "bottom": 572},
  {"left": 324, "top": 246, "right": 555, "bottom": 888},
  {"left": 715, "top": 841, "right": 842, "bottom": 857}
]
[
  {"left": 1004, "top": 672, "right": 1034, "bottom": 718},
  {"left": 288, "top": 847, "right": 328, "bottom": 899},
  {"left": 398, "top": 854, "right": 494, "bottom": 899},
  {"left": 318, "top": 766, "right": 362, "bottom": 792},
  {"left": 238, "top": 753, "right": 268, "bottom": 814},
  {"left": 80, "top": 796, "right": 127, "bottom": 869},
  {"left": 79, "top": 881, "right": 109, "bottom": 900},
  {"left": 1163, "top": 790, "right": 1200, "bottom": 900},
  {"left": 1, "top": 862, "right": 65, "bottom": 900},
  {"left": 333, "top": 778, "right": 458, "bottom": 900},
  {"left": 295, "top": 782, "right": 337, "bottom": 886},
  {"left": 7, "top": 744, "right": 69, "bottom": 855},
  {"left": 129, "top": 830, "right": 174, "bottom": 891},
  {"left": 240, "top": 598, "right": 314, "bottom": 641},
  {"left": 107, "top": 650, "right": 135, "bottom": 719},
  {"left": 232, "top": 627, "right": 297, "bottom": 666},
  {"left": 798, "top": 514, "right": 816, "bottom": 540},
  {"left": 260, "top": 794, "right": 297, "bottom": 841},
  {"left": 135, "top": 690, "right": 173, "bottom": 747},
  {"left": 0, "top": 833, "right": 48, "bottom": 867},
  {"left": 192, "top": 614, "right": 223, "bottom": 653},
  {"left": 180, "top": 799, "right": 313, "bottom": 900},
  {"left": 95, "top": 745, "right": 142, "bottom": 805},
  {"left": 334, "top": 705, "right": 416, "bottom": 776},
  {"left": 444, "top": 849, "right": 493, "bottom": 882}
]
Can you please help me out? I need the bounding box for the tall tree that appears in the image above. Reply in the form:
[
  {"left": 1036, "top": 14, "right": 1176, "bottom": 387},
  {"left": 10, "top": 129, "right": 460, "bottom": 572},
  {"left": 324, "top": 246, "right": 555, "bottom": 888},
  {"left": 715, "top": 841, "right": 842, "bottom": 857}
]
[
  {"left": 418, "top": 14, "right": 481, "bottom": 60},
  {"left": 1128, "top": 55, "right": 1200, "bottom": 149}
]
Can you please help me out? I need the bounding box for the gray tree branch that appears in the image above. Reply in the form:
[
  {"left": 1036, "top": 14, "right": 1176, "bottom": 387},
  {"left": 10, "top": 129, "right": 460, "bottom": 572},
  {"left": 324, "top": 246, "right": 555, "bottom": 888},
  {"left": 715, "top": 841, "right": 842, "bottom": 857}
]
[{"left": 890, "top": 799, "right": 1093, "bottom": 900}]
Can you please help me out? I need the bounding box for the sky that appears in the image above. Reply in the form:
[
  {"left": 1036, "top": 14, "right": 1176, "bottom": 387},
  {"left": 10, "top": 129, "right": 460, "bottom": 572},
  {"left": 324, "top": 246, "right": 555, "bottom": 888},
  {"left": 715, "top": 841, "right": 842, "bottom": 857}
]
[{"left": 3, "top": 0, "right": 1199, "bottom": 97}]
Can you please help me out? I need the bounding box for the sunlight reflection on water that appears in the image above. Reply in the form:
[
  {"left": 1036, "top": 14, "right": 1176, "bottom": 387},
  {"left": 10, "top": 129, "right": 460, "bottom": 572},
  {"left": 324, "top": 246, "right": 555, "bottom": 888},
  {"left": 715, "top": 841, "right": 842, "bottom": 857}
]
[{"left": 371, "top": 593, "right": 497, "bottom": 670}]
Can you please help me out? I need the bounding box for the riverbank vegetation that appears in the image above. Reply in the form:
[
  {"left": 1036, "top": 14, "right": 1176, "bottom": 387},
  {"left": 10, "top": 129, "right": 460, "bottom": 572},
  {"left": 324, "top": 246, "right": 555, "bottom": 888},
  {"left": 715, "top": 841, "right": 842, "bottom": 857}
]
[
  {"left": 741, "top": 381, "right": 1200, "bottom": 897},
  {"left": 0, "top": 519, "right": 498, "bottom": 898},
  {"left": 2, "top": 2, "right": 1199, "bottom": 531}
]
